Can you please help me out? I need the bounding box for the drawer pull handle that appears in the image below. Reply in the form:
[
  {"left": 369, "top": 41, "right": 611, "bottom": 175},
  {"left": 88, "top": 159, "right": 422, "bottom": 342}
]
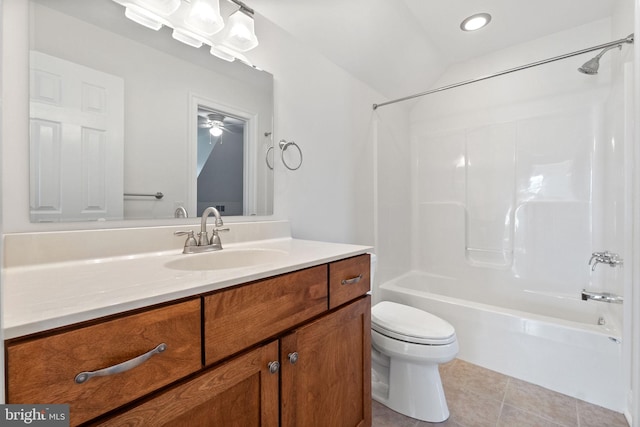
[
  {"left": 341, "top": 274, "right": 363, "bottom": 285},
  {"left": 288, "top": 352, "right": 299, "bottom": 365},
  {"left": 74, "top": 343, "right": 167, "bottom": 384}
]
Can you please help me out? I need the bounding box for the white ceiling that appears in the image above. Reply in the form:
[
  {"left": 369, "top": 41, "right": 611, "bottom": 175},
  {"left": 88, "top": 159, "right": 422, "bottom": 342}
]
[{"left": 256, "top": 0, "right": 618, "bottom": 100}]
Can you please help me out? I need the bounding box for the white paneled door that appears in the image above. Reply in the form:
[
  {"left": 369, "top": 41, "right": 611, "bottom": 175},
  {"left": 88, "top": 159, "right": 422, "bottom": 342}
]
[{"left": 29, "top": 51, "right": 124, "bottom": 222}]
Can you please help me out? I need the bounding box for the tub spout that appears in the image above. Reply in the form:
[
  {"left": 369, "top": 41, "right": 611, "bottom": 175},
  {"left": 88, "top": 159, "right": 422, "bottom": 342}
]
[{"left": 581, "top": 290, "right": 623, "bottom": 304}]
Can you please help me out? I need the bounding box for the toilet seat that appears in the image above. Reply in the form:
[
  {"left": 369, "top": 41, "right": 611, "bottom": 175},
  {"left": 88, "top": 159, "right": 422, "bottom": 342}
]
[{"left": 372, "top": 301, "right": 456, "bottom": 345}]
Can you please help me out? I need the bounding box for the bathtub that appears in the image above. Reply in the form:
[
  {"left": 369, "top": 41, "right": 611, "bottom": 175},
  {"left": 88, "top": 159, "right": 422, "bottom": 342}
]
[{"left": 377, "top": 271, "right": 625, "bottom": 411}]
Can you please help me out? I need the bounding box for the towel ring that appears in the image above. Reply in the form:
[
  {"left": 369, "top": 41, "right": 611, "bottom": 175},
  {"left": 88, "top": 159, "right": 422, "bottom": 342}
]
[
  {"left": 279, "top": 139, "right": 303, "bottom": 171},
  {"left": 266, "top": 146, "right": 275, "bottom": 170}
]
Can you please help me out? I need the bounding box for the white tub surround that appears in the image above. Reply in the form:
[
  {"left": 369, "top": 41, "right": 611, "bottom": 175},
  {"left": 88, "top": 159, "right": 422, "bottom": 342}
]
[
  {"left": 378, "top": 272, "right": 624, "bottom": 412},
  {"left": 2, "top": 220, "right": 372, "bottom": 339},
  {"left": 394, "top": 18, "right": 635, "bottom": 417}
]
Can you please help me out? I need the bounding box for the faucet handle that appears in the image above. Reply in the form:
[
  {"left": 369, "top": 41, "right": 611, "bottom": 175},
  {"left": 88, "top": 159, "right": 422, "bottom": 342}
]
[
  {"left": 588, "top": 251, "right": 604, "bottom": 265},
  {"left": 209, "top": 227, "right": 229, "bottom": 249},
  {"left": 174, "top": 230, "right": 198, "bottom": 248}
]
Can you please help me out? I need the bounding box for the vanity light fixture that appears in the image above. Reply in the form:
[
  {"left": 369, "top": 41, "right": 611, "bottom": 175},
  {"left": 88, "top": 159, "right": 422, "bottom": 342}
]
[
  {"left": 184, "top": 0, "right": 224, "bottom": 36},
  {"left": 113, "top": 0, "right": 259, "bottom": 63},
  {"left": 124, "top": 5, "right": 164, "bottom": 30},
  {"left": 220, "top": 7, "right": 258, "bottom": 52},
  {"left": 172, "top": 28, "right": 205, "bottom": 47},
  {"left": 460, "top": 13, "right": 492, "bottom": 32},
  {"left": 137, "top": 0, "right": 181, "bottom": 16},
  {"left": 210, "top": 45, "right": 235, "bottom": 62}
]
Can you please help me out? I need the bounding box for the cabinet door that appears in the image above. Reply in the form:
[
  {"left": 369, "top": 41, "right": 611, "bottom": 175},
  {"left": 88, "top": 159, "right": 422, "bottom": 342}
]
[
  {"left": 281, "top": 296, "right": 371, "bottom": 427},
  {"left": 97, "top": 340, "right": 280, "bottom": 427}
]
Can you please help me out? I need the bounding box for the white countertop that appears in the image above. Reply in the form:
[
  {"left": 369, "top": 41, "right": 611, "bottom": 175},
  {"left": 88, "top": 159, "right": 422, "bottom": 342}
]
[{"left": 3, "top": 238, "right": 371, "bottom": 339}]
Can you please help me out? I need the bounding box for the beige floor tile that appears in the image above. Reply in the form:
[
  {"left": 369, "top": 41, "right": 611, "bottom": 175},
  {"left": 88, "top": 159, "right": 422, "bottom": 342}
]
[
  {"left": 439, "top": 358, "right": 459, "bottom": 373},
  {"left": 372, "top": 400, "right": 420, "bottom": 427},
  {"left": 373, "top": 360, "right": 626, "bottom": 427},
  {"left": 576, "top": 400, "right": 629, "bottom": 427},
  {"left": 447, "top": 359, "right": 509, "bottom": 401},
  {"left": 504, "top": 378, "right": 578, "bottom": 426},
  {"left": 416, "top": 418, "right": 465, "bottom": 427},
  {"left": 446, "top": 385, "right": 503, "bottom": 427},
  {"left": 498, "top": 404, "right": 565, "bottom": 427}
]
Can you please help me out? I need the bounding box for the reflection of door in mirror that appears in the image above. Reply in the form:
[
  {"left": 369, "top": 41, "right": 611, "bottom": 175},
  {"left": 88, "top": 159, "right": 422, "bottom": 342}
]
[
  {"left": 29, "top": 51, "right": 124, "bottom": 222},
  {"left": 196, "top": 107, "right": 246, "bottom": 217}
]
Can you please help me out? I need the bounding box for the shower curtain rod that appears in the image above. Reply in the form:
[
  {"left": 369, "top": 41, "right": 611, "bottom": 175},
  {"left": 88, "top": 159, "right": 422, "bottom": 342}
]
[{"left": 372, "top": 33, "right": 634, "bottom": 110}]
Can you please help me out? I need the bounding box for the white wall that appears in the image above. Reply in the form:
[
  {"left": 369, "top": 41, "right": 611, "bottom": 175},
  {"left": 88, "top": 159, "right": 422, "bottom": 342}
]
[
  {"left": 632, "top": 0, "right": 640, "bottom": 422},
  {"left": 605, "top": 2, "right": 636, "bottom": 421},
  {"left": 246, "top": 13, "right": 383, "bottom": 245},
  {"left": 0, "top": 0, "right": 4, "bottom": 405},
  {"left": 372, "top": 105, "right": 412, "bottom": 291}
]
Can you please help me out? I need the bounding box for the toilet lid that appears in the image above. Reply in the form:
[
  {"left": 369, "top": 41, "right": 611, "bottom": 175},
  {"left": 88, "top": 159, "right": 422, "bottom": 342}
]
[{"left": 371, "top": 301, "right": 456, "bottom": 345}]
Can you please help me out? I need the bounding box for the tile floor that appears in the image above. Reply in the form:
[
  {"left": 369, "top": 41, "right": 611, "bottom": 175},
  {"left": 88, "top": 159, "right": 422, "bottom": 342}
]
[{"left": 372, "top": 359, "right": 629, "bottom": 427}]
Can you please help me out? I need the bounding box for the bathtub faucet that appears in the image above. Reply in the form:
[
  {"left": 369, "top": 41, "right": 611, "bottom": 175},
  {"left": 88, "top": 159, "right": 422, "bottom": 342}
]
[{"left": 588, "top": 251, "right": 623, "bottom": 271}]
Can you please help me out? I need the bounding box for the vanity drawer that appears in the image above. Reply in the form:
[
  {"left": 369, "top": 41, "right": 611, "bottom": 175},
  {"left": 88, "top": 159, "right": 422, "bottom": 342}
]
[
  {"left": 204, "top": 265, "right": 328, "bottom": 365},
  {"left": 329, "top": 254, "right": 371, "bottom": 309},
  {"left": 6, "top": 299, "right": 201, "bottom": 426}
]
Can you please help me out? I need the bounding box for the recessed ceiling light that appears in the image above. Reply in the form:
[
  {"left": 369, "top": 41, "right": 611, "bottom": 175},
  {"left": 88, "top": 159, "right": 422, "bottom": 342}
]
[{"left": 460, "top": 13, "right": 492, "bottom": 32}]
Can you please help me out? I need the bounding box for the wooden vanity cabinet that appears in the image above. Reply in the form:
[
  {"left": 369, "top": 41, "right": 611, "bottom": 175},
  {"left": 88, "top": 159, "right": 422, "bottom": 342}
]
[
  {"left": 5, "top": 254, "right": 371, "bottom": 427},
  {"left": 203, "top": 265, "right": 328, "bottom": 365},
  {"left": 281, "top": 296, "right": 371, "bottom": 427},
  {"left": 329, "top": 254, "right": 371, "bottom": 309},
  {"left": 94, "top": 340, "right": 280, "bottom": 427},
  {"left": 5, "top": 299, "right": 202, "bottom": 426}
]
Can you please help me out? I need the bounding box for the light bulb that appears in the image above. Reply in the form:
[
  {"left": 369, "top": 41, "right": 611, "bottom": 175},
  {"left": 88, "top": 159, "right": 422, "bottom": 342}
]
[
  {"left": 210, "top": 126, "right": 223, "bottom": 137},
  {"left": 460, "top": 13, "right": 492, "bottom": 32}
]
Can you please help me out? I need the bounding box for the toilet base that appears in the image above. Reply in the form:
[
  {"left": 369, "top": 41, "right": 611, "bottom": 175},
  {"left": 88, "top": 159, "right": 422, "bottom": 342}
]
[{"left": 372, "top": 352, "right": 450, "bottom": 422}]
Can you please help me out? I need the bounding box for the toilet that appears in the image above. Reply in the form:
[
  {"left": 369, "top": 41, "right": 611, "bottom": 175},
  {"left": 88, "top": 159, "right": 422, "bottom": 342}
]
[{"left": 369, "top": 256, "right": 459, "bottom": 422}]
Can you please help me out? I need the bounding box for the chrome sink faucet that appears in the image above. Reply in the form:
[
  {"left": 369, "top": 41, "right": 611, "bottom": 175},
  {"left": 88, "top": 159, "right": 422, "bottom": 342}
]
[
  {"left": 199, "top": 206, "right": 224, "bottom": 245},
  {"left": 588, "top": 251, "right": 623, "bottom": 271},
  {"left": 174, "top": 206, "right": 229, "bottom": 254}
]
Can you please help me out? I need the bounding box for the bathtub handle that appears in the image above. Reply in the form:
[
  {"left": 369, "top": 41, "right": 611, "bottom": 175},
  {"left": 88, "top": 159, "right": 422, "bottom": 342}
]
[{"left": 341, "top": 274, "right": 363, "bottom": 285}]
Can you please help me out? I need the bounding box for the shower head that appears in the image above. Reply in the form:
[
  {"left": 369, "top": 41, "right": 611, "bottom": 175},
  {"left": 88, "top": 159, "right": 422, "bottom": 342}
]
[
  {"left": 578, "top": 33, "right": 634, "bottom": 75},
  {"left": 578, "top": 44, "right": 621, "bottom": 74}
]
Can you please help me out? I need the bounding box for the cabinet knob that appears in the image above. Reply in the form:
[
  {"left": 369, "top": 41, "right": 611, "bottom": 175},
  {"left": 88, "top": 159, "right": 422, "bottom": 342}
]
[
  {"left": 268, "top": 361, "right": 280, "bottom": 374},
  {"left": 288, "top": 352, "right": 299, "bottom": 365}
]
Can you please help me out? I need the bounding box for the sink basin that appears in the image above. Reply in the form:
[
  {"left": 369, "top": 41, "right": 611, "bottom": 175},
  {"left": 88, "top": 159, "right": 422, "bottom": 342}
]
[{"left": 164, "top": 248, "right": 289, "bottom": 271}]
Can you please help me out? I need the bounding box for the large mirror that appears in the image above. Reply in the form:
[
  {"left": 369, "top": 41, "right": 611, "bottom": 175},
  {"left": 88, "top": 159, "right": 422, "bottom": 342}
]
[{"left": 28, "top": 0, "right": 274, "bottom": 222}]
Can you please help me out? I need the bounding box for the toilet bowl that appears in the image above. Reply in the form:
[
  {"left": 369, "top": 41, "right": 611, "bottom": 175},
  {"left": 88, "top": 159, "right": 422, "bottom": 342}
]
[{"left": 371, "top": 300, "right": 459, "bottom": 422}]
